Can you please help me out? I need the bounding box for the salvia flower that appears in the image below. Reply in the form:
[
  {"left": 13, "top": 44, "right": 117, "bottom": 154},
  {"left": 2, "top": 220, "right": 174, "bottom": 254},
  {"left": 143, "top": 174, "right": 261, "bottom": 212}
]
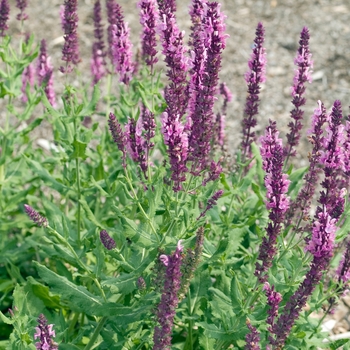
[
  {"left": 137, "top": 276, "right": 146, "bottom": 290},
  {"left": 188, "top": 0, "right": 206, "bottom": 50},
  {"left": 285, "top": 101, "right": 327, "bottom": 225},
  {"left": 24, "top": 204, "right": 48, "bottom": 227},
  {"left": 16, "top": 0, "right": 28, "bottom": 21},
  {"left": 125, "top": 117, "right": 147, "bottom": 175},
  {"left": 90, "top": 0, "right": 106, "bottom": 84},
  {"left": 34, "top": 314, "right": 58, "bottom": 350},
  {"left": 284, "top": 27, "right": 313, "bottom": 164},
  {"left": 138, "top": 0, "right": 158, "bottom": 70},
  {"left": 336, "top": 240, "right": 350, "bottom": 287},
  {"left": 100, "top": 230, "right": 116, "bottom": 250},
  {"left": 110, "top": 21, "right": 134, "bottom": 84},
  {"left": 0, "top": 0, "right": 10, "bottom": 37},
  {"left": 37, "top": 39, "right": 57, "bottom": 107},
  {"left": 197, "top": 189, "right": 224, "bottom": 220},
  {"left": 245, "top": 319, "right": 260, "bottom": 350},
  {"left": 153, "top": 241, "right": 183, "bottom": 350},
  {"left": 255, "top": 121, "right": 290, "bottom": 283},
  {"left": 179, "top": 226, "right": 204, "bottom": 299},
  {"left": 202, "top": 160, "right": 222, "bottom": 187},
  {"left": 108, "top": 112, "right": 127, "bottom": 168},
  {"left": 161, "top": 112, "right": 189, "bottom": 192},
  {"left": 21, "top": 63, "right": 34, "bottom": 103},
  {"left": 241, "top": 22, "right": 266, "bottom": 161},
  {"left": 263, "top": 282, "right": 282, "bottom": 329},
  {"left": 187, "top": 2, "right": 227, "bottom": 173},
  {"left": 268, "top": 104, "right": 346, "bottom": 347},
  {"left": 60, "top": 0, "right": 80, "bottom": 73}
]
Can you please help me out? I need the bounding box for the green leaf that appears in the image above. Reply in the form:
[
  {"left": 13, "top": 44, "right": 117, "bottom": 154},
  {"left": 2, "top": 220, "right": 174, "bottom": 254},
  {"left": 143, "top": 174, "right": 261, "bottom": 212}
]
[
  {"left": 196, "top": 322, "right": 233, "bottom": 341},
  {"left": 34, "top": 262, "right": 103, "bottom": 316},
  {"left": 70, "top": 138, "right": 87, "bottom": 160},
  {"left": 102, "top": 274, "right": 137, "bottom": 295},
  {"left": 80, "top": 83, "right": 100, "bottom": 116},
  {"left": 198, "top": 333, "right": 216, "bottom": 350},
  {"left": 288, "top": 166, "right": 309, "bottom": 198},
  {"left": 329, "top": 339, "right": 350, "bottom": 350}
]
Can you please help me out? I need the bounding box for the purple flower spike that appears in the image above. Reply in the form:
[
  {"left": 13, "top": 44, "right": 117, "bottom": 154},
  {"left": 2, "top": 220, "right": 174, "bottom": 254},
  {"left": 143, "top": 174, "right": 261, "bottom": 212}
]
[
  {"left": 91, "top": 0, "right": 106, "bottom": 84},
  {"left": 153, "top": 241, "right": 183, "bottom": 350},
  {"left": 268, "top": 102, "right": 346, "bottom": 348},
  {"left": 0, "top": 0, "right": 10, "bottom": 37},
  {"left": 60, "top": 0, "right": 80, "bottom": 74},
  {"left": 34, "top": 314, "right": 58, "bottom": 350},
  {"left": 245, "top": 319, "right": 260, "bottom": 350},
  {"left": 284, "top": 27, "right": 313, "bottom": 164},
  {"left": 24, "top": 204, "right": 48, "bottom": 227},
  {"left": 336, "top": 241, "right": 350, "bottom": 284},
  {"left": 157, "top": 0, "right": 190, "bottom": 118},
  {"left": 16, "top": 0, "right": 28, "bottom": 21},
  {"left": 241, "top": 22, "right": 266, "bottom": 161},
  {"left": 110, "top": 21, "right": 134, "bottom": 84},
  {"left": 255, "top": 121, "right": 290, "bottom": 283},
  {"left": 108, "top": 112, "right": 127, "bottom": 168},
  {"left": 37, "top": 40, "right": 57, "bottom": 107},
  {"left": 263, "top": 282, "right": 282, "bottom": 328},
  {"left": 138, "top": 0, "right": 158, "bottom": 70},
  {"left": 100, "top": 230, "right": 116, "bottom": 250},
  {"left": 187, "top": 2, "right": 227, "bottom": 174},
  {"left": 161, "top": 112, "right": 189, "bottom": 192},
  {"left": 21, "top": 63, "right": 34, "bottom": 103},
  {"left": 197, "top": 189, "right": 224, "bottom": 220},
  {"left": 286, "top": 101, "right": 327, "bottom": 225}
]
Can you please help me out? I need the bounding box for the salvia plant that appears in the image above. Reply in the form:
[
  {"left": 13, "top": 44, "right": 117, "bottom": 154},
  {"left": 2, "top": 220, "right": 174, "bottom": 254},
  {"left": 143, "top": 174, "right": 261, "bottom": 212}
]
[{"left": 1, "top": 0, "right": 350, "bottom": 349}]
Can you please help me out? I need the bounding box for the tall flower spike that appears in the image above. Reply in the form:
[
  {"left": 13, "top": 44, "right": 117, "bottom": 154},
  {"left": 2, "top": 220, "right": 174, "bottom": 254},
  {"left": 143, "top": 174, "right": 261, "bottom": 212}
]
[
  {"left": 161, "top": 112, "right": 189, "bottom": 192},
  {"left": 268, "top": 102, "right": 346, "bottom": 348},
  {"left": 187, "top": 2, "right": 228, "bottom": 174},
  {"left": 108, "top": 112, "right": 127, "bottom": 168},
  {"left": 153, "top": 241, "right": 183, "bottom": 350},
  {"left": 254, "top": 121, "right": 290, "bottom": 283},
  {"left": 16, "top": 0, "right": 28, "bottom": 21},
  {"left": 34, "top": 314, "right": 58, "bottom": 350},
  {"left": 37, "top": 39, "right": 57, "bottom": 107},
  {"left": 0, "top": 0, "right": 9, "bottom": 37},
  {"left": 285, "top": 101, "right": 327, "bottom": 226},
  {"left": 241, "top": 22, "right": 266, "bottom": 161},
  {"left": 60, "top": 0, "right": 80, "bottom": 74},
  {"left": 245, "top": 319, "right": 261, "bottom": 350},
  {"left": 21, "top": 63, "right": 34, "bottom": 103},
  {"left": 110, "top": 22, "right": 134, "bottom": 84},
  {"left": 284, "top": 27, "right": 313, "bottom": 166},
  {"left": 138, "top": 0, "right": 158, "bottom": 70},
  {"left": 91, "top": 0, "right": 106, "bottom": 84},
  {"left": 197, "top": 189, "right": 224, "bottom": 220},
  {"left": 263, "top": 282, "right": 282, "bottom": 329},
  {"left": 100, "top": 230, "right": 116, "bottom": 250},
  {"left": 24, "top": 204, "right": 48, "bottom": 227}
]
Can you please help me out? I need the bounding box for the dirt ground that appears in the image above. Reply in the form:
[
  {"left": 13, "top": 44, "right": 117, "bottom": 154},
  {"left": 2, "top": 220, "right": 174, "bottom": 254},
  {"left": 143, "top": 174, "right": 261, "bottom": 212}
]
[{"left": 5, "top": 0, "right": 350, "bottom": 342}]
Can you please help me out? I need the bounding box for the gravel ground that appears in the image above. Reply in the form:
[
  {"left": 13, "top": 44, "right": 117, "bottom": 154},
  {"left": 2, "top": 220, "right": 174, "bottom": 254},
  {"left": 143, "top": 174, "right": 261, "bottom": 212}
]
[{"left": 5, "top": 0, "right": 350, "bottom": 341}]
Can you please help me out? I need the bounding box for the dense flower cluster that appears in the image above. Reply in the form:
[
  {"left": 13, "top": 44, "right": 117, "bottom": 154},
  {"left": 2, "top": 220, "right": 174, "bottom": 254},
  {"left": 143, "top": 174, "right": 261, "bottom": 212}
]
[
  {"left": 285, "top": 101, "right": 327, "bottom": 225},
  {"left": 245, "top": 319, "right": 260, "bottom": 350},
  {"left": 197, "top": 189, "right": 224, "bottom": 219},
  {"left": 108, "top": 112, "right": 127, "bottom": 168},
  {"left": 34, "top": 314, "right": 58, "bottom": 350},
  {"left": 0, "top": 0, "right": 9, "bottom": 37},
  {"left": 153, "top": 241, "right": 183, "bottom": 350},
  {"left": 60, "top": 0, "right": 80, "bottom": 73},
  {"left": 24, "top": 204, "right": 48, "bottom": 228},
  {"left": 187, "top": 1, "right": 227, "bottom": 174},
  {"left": 138, "top": 0, "right": 158, "bottom": 69},
  {"left": 37, "top": 39, "right": 56, "bottom": 107},
  {"left": 284, "top": 27, "right": 313, "bottom": 163},
  {"left": 91, "top": 0, "right": 106, "bottom": 84},
  {"left": 255, "top": 121, "right": 290, "bottom": 283},
  {"left": 100, "top": 230, "right": 116, "bottom": 250},
  {"left": 241, "top": 22, "right": 266, "bottom": 161},
  {"left": 16, "top": 0, "right": 28, "bottom": 21},
  {"left": 268, "top": 101, "right": 346, "bottom": 348}
]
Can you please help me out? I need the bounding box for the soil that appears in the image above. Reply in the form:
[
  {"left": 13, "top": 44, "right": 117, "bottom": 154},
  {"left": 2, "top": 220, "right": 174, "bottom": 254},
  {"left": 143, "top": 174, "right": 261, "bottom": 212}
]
[{"left": 4, "top": 0, "right": 350, "bottom": 344}]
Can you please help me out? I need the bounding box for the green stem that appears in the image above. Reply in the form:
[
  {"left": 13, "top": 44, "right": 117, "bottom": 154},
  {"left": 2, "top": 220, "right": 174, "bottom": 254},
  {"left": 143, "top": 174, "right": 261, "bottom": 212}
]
[
  {"left": 76, "top": 157, "right": 81, "bottom": 245},
  {"left": 123, "top": 168, "right": 159, "bottom": 242},
  {"left": 67, "top": 312, "right": 80, "bottom": 336},
  {"left": 83, "top": 316, "right": 107, "bottom": 350},
  {"left": 186, "top": 290, "right": 193, "bottom": 350}
]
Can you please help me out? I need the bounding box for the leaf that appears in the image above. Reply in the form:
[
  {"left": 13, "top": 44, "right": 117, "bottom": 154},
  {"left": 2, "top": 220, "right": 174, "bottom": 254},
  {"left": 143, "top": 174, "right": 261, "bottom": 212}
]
[
  {"left": 70, "top": 138, "right": 87, "bottom": 160},
  {"left": 196, "top": 322, "right": 233, "bottom": 341},
  {"left": 80, "top": 83, "right": 100, "bottom": 116},
  {"left": 24, "top": 157, "right": 69, "bottom": 194},
  {"left": 34, "top": 262, "right": 103, "bottom": 316},
  {"left": 80, "top": 197, "right": 104, "bottom": 228},
  {"left": 198, "top": 333, "right": 216, "bottom": 350},
  {"left": 102, "top": 274, "right": 137, "bottom": 295},
  {"left": 288, "top": 166, "right": 309, "bottom": 198}
]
